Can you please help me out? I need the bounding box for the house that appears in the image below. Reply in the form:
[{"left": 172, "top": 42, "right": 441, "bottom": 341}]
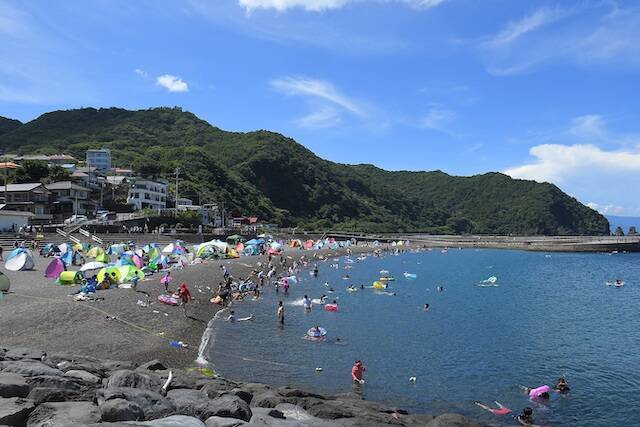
[
  {"left": 0, "top": 183, "right": 52, "bottom": 224},
  {"left": 0, "top": 204, "right": 35, "bottom": 232},
  {"left": 86, "top": 149, "right": 112, "bottom": 171},
  {"left": 45, "top": 181, "right": 94, "bottom": 222},
  {"left": 127, "top": 178, "right": 167, "bottom": 211},
  {"left": 72, "top": 167, "right": 106, "bottom": 190}
]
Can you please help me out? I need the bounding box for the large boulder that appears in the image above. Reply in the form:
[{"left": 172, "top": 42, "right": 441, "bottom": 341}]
[
  {"left": 97, "top": 387, "right": 175, "bottom": 420},
  {"left": 166, "top": 388, "right": 223, "bottom": 421},
  {"left": 103, "top": 360, "right": 138, "bottom": 372},
  {"left": 27, "top": 387, "right": 89, "bottom": 404},
  {"left": 221, "top": 388, "right": 252, "bottom": 405},
  {"left": 56, "top": 360, "right": 108, "bottom": 378},
  {"left": 106, "top": 370, "right": 163, "bottom": 391},
  {"left": 0, "top": 372, "right": 31, "bottom": 398},
  {"left": 199, "top": 378, "right": 238, "bottom": 395},
  {"left": 0, "top": 397, "right": 36, "bottom": 426},
  {"left": 64, "top": 369, "right": 101, "bottom": 384},
  {"left": 426, "top": 413, "right": 483, "bottom": 427},
  {"left": 276, "top": 387, "right": 324, "bottom": 400},
  {"left": 0, "top": 361, "right": 63, "bottom": 377},
  {"left": 138, "top": 360, "right": 167, "bottom": 371},
  {"left": 4, "top": 348, "right": 46, "bottom": 361},
  {"left": 207, "top": 395, "right": 252, "bottom": 422},
  {"left": 153, "top": 370, "right": 198, "bottom": 391},
  {"left": 26, "top": 401, "right": 100, "bottom": 426},
  {"left": 251, "top": 392, "right": 287, "bottom": 408},
  {"left": 100, "top": 398, "right": 145, "bottom": 422},
  {"left": 26, "top": 374, "right": 97, "bottom": 391},
  {"left": 92, "top": 415, "right": 207, "bottom": 426}
]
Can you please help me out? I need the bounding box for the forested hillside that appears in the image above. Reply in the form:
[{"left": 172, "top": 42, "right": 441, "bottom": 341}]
[{"left": 0, "top": 107, "right": 610, "bottom": 235}]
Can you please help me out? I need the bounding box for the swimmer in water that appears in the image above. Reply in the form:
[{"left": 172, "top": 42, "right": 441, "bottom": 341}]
[
  {"left": 555, "top": 377, "right": 570, "bottom": 393},
  {"left": 437, "top": 286, "right": 444, "bottom": 292},
  {"left": 323, "top": 282, "right": 330, "bottom": 287},
  {"left": 516, "top": 407, "right": 535, "bottom": 426},
  {"left": 521, "top": 385, "right": 551, "bottom": 400},
  {"left": 360, "top": 284, "right": 365, "bottom": 289},
  {"left": 320, "top": 294, "right": 327, "bottom": 304},
  {"left": 424, "top": 303, "right": 430, "bottom": 311},
  {"left": 474, "top": 401, "right": 512, "bottom": 416}
]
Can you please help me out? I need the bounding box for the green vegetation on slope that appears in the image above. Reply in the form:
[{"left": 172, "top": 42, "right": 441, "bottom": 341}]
[
  {"left": 0, "top": 117, "right": 22, "bottom": 137},
  {"left": 0, "top": 107, "right": 609, "bottom": 235}
]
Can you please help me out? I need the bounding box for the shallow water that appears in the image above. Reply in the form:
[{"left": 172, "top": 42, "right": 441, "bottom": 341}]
[{"left": 208, "top": 249, "right": 640, "bottom": 426}]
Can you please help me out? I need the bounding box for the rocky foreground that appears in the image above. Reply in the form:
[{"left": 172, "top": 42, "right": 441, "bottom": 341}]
[{"left": 0, "top": 347, "right": 483, "bottom": 427}]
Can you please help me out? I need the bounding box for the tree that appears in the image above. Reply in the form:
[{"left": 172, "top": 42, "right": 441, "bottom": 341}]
[
  {"left": 133, "top": 159, "right": 161, "bottom": 178},
  {"left": 46, "top": 165, "right": 71, "bottom": 183},
  {"left": 13, "top": 160, "right": 49, "bottom": 183}
]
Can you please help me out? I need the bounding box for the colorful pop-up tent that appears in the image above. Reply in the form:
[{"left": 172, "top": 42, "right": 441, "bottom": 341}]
[
  {"left": 5, "top": 248, "right": 35, "bottom": 271},
  {"left": 44, "top": 258, "right": 65, "bottom": 279}
]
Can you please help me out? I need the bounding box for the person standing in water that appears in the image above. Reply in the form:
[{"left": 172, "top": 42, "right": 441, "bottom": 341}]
[
  {"left": 277, "top": 301, "right": 285, "bottom": 325},
  {"left": 351, "top": 360, "right": 365, "bottom": 384},
  {"left": 303, "top": 295, "right": 312, "bottom": 310}
]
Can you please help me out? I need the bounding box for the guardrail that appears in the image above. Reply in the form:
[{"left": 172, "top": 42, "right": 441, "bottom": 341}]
[
  {"left": 56, "top": 228, "right": 81, "bottom": 244},
  {"left": 79, "top": 228, "right": 103, "bottom": 245}
]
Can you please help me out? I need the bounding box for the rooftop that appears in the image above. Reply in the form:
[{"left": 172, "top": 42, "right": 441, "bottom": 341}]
[
  {"left": 45, "top": 181, "right": 88, "bottom": 191},
  {"left": 0, "top": 183, "right": 46, "bottom": 192}
]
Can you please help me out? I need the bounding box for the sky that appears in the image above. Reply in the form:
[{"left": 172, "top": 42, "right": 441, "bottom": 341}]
[{"left": 1, "top": 0, "right": 639, "bottom": 216}]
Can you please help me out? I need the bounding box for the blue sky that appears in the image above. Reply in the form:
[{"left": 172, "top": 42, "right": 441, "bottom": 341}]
[{"left": 1, "top": 0, "right": 640, "bottom": 216}]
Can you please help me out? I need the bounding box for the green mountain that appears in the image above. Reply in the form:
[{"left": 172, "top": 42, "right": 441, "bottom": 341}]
[
  {"left": 0, "top": 117, "right": 22, "bottom": 137},
  {"left": 0, "top": 107, "right": 609, "bottom": 235}
]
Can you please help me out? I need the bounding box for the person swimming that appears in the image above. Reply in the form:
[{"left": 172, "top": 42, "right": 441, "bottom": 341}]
[
  {"left": 320, "top": 294, "right": 327, "bottom": 303},
  {"left": 555, "top": 377, "right": 570, "bottom": 393},
  {"left": 516, "top": 407, "right": 535, "bottom": 426},
  {"left": 424, "top": 303, "right": 430, "bottom": 311},
  {"left": 474, "top": 401, "right": 512, "bottom": 416}
]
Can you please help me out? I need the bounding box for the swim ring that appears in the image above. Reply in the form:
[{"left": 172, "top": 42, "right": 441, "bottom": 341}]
[
  {"left": 372, "top": 281, "right": 386, "bottom": 289},
  {"left": 307, "top": 327, "right": 327, "bottom": 338},
  {"left": 529, "top": 385, "right": 551, "bottom": 399},
  {"left": 324, "top": 304, "right": 339, "bottom": 312}
]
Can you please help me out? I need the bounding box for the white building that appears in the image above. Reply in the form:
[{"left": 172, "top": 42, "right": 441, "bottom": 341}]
[
  {"left": 127, "top": 178, "right": 167, "bottom": 211},
  {"left": 86, "top": 149, "right": 112, "bottom": 171}
]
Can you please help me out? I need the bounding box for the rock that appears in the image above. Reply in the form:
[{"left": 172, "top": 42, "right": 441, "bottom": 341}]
[
  {"left": 106, "top": 370, "right": 163, "bottom": 391},
  {"left": 426, "top": 413, "right": 483, "bottom": 427},
  {"left": 26, "top": 401, "right": 100, "bottom": 426},
  {"left": 207, "top": 395, "right": 252, "bottom": 422},
  {"left": 166, "top": 388, "right": 223, "bottom": 421},
  {"left": 236, "top": 382, "right": 271, "bottom": 395},
  {"left": 26, "top": 375, "right": 96, "bottom": 391},
  {"left": 27, "top": 387, "right": 88, "bottom": 404},
  {"left": 222, "top": 388, "right": 253, "bottom": 405},
  {"left": 100, "top": 398, "right": 145, "bottom": 422},
  {"left": 251, "top": 392, "right": 286, "bottom": 408},
  {"left": 306, "top": 401, "right": 357, "bottom": 419},
  {"left": 204, "top": 416, "right": 247, "bottom": 427},
  {"left": 0, "top": 372, "right": 31, "bottom": 398},
  {"left": 0, "top": 397, "right": 36, "bottom": 426},
  {"left": 139, "top": 360, "right": 167, "bottom": 371},
  {"left": 154, "top": 370, "right": 197, "bottom": 391},
  {"left": 402, "top": 413, "right": 436, "bottom": 426},
  {"left": 0, "top": 361, "right": 63, "bottom": 377},
  {"left": 98, "top": 387, "right": 175, "bottom": 420},
  {"left": 64, "top": 369, "right": 101, "bottom": 384},
  {"left": 199, "top": 378, "right": 238, "bottom": 395},
  {"left": 103, "top": 360, "right": 138, "bottom": 372},
  {"left": 56, "top": 360, "right": 108, "bottom": 378},
  {"left": 4, "top": 348, "right": 46, "bottom": 361},
  {"left": 277, "top": 387, "right": 324, "bottom": 400},
  {"left": 267, "top": 409, "right": 285, "bottom": 419}
]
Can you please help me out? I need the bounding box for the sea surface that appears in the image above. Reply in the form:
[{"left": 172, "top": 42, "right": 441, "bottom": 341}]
[{"left": 207, "top": 248, "right": 640, "bottom": 426}]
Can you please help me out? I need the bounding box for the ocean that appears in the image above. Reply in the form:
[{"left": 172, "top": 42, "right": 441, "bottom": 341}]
[{"left": 206, "top": 248, "right": 640, "bottom": 426}]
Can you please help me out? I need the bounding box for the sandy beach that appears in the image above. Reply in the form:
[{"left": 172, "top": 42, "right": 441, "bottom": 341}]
[{"left": 0, "top": 243, "right": 376, "bottom": 369}]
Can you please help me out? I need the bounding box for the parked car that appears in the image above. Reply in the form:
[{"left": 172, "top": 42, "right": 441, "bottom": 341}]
[{"left": 63, "top": 215, "right": 88, "bottom": 225}]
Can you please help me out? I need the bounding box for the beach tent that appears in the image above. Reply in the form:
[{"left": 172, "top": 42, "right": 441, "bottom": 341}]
[
  {"left": 147, "top": 247, "right": 161, "bottom": 261},
  {"left": 61, "top": 250, "right": 74, "bottom": 266},
  {"left": 226, "top": 234, "right": 244, "bottom": 244},
  {"left": 95, "top": 252, "right": 110, "bottom": 264},
  {"left": 226, "top": 248, "right": 240, "bottom": 259},
  {"left": 162, "top": 243, "right": 175, "bottom": 254},
  {"left": 109, "top": 244, "right": 127, "bottom": 255},
  {"left": 131, "top": 254, "right": 144, "bottom": 269},
  {"left": 58, "top": 243, "right": 69, "bottom": 254},
  {"left": 236, "top": 242, "right": 245, "bottom": 253},
  {"left": 87, "top": 247, "right": 105, "bottom": 258},
  {"left": 80, "top": 261, "right": 107, "bottom": 272},
  {"left": 5, "top": 248, "right": 35, "bottom": 271},
  {"left": 117, "top": 265, "right": 145, "bottom": 282},
  {"left": 115, "top": 256, "right": 136, "bottom": 267},
  {"left": 0, "top": 271, "right": 10, "bottom": 293},
  {"left": 44, "top": 258, "right": 65, "bottom": 279},
  {"left": 97, "top": 266, "right": 122, "bottom": 284},
  {"left": 304, "top": 239, "right": 314, "bottom": 250},
  {"left": 143, "top": 243, "right": 160, "bottom": 253},
  {"left": 59, "top": 271, "right": 82, "bottom": 285}
]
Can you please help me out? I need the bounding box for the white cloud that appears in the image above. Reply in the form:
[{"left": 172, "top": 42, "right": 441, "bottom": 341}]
[
  {"left": 271, "top": 76, "right": 365, "bottom": 116},
  {"left": 586, "top": 202, "right": 638, "bottom": 217},
  {"left": 295, "top": 107, "right": 342, "bottom": 128},
  {"left": 480, "top": 4, "right": 640, "bottom": 75},
  {"left": 156, "top": 74, "right": 189, "bottom": 93},
  {"left": 504, "top": 144, "right": 640, "bottom": 184},
  {"left": 238, "top": 0, "right": 446, "bottom": 12},
  {"left": 134, "top": 68, "right": 148, "bottom": 78},
  {"left": 569, "top": 114, "right": 606, "bottom": 140},
  {"left": 485, "top": 6, "right": 568, "bottom": 48},
  {"left": 419, "top": 108, "right": 455, "bottom": 132}
]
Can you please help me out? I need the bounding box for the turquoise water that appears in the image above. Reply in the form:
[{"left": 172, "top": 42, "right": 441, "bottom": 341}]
[{"left": 209, "top": 249, "right": 640, "bottom": 426}]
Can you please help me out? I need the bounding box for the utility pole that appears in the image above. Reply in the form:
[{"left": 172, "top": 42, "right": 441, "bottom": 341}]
[{"left": 174, "top": 167, "right": 180, "bottom": 210}]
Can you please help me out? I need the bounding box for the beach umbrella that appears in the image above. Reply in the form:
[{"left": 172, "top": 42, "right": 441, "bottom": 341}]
[
  {"left": 44, "top": 258, "right": 65, "bottom": 279},
  {"left": 87, "top": 247, "right": 104, "bottom": 258},
  {"left": 80, "top": 261, "right": 107, "bottom": 272}
]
